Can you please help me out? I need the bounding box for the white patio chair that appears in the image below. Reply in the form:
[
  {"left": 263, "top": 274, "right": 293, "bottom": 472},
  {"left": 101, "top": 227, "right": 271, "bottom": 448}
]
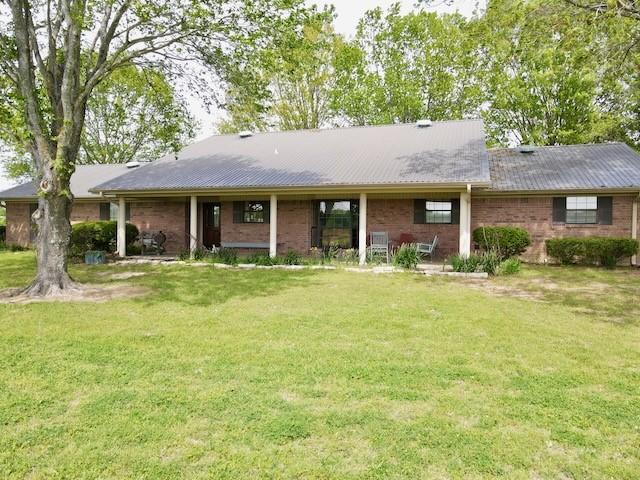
[
  {"left": 417, "top": 235, "right": 438, "bottom": 259},
  {"left": 368, "top": 231, "right": 390, "bottom": 263}
]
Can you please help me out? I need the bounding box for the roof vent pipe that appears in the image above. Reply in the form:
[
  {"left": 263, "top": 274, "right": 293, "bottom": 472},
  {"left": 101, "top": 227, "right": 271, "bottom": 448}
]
[
  {"left": 416, "top": 119, "right": 432, "bottom": 128},
  {"left": 239, "top": 130, "right": 253, "bottom": 138},
  {"left": 126, "top": 161, "right": 141, "bottom": 168},
  {"left": 519, "top": 145, "right": 535, "bottom": 154}
]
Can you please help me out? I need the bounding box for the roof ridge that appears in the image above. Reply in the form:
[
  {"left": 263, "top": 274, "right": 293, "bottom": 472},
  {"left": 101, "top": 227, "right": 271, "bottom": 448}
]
[{"left": 197, "top": 118, "right": 484, "bottom": 140}]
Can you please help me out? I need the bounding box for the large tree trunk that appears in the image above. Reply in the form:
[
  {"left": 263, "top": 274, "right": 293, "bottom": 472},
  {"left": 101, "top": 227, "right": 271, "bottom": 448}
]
[{"left": 22, "top": 194, "right": 78, "bottom": 297}]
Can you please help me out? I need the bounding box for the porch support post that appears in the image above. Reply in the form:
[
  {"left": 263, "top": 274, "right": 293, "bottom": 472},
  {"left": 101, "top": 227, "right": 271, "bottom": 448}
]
[
  {"left": 359, "top": 192, "right": 367, "bottom": 265},
  {"left": 270, "top": 194, "right": 278, "bottom": 258},
  {"left": 459, "top": 185, "right": 472, "bottom": 258},
  {"left": 632, "top": 193, "right": 638, "bottom": 266},
  {"left": 117, "top": 197, "right": 126, "bottom": 258},
  {"left": 190, "top": 195, "right": 198, "bottom": 258}
]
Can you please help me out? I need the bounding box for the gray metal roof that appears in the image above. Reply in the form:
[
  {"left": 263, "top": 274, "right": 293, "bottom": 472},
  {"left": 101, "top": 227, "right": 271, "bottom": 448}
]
[
  {"left": 0, "top": 164, "right": 133, "bottom": 200},
  {"left": 488, "top": 143, "right": 640, "bottom": 192},
  {"left": 91, "top": 120, "right": 490, "bottom": 192}
]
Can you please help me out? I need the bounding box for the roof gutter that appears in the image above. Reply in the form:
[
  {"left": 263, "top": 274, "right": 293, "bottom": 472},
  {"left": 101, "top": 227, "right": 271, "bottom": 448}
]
[{"left": 90, "top": 181, "right": 492, "bottom": 197}]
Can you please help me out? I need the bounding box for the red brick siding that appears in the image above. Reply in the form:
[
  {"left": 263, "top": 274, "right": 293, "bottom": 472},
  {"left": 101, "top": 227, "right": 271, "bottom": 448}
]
[
  {"left": 220, "top": 201, "right": 269, "bottom": 247},
  {"left": 129, "top": 201, "right": 187, "bottom": 254},
  {"left": 70, "top": 202, "right": 101, "bottom": 223},
  {"left": 5, "top": 202, "right": 32, "bottom": 246},
  {"left": 367, "top": 199, "right": 459, "bottom": 257},
  {"left": 471, "top": 195, "right": 636, "bottom": 262},
  {"left": 277, "top": 201, "right": 312, "bottom": 254}
]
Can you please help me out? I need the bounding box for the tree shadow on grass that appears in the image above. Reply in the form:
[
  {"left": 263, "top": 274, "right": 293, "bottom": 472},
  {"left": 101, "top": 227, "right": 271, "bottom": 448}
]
[{"left": 128, "top": 267, "right": 322, "bottom": 307}]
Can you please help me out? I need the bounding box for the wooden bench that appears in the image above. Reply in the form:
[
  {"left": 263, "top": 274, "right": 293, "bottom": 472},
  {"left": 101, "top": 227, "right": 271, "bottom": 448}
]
[{"left": 221, "top": 242, "right": 270, "bottom": 249}]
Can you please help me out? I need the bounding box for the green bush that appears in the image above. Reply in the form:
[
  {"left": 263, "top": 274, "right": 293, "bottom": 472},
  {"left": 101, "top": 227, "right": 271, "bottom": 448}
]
[
  {"left": 393, "top": 243, "right": 421, "bottom": 270},
  {"left": 545, "top": 238, "right": 585, "bottom": 265},
  {"left": 214, "top": 247, "right": 238, "bottom": 265},
  {"left": 451, "top": 252, "right": 501, "bottom": 274},
  {"left": 0, "top": 225, "right": 5, "bottom": 242},
  {"left": 498, "top": 257, "right": 521, "bottom": 275},
  {"left": 282, "top": 250, "right": 302, "bottom": 265},
  {"left": 127, "top": 244, "right": 142, "bottom": 256},
  {"left": 546, "top": 237, "right": 638, "bottom": 268},
  {"left": 246, "top": 252, "right": 275, "bottom": 266},
  {"left": 451, "top": 254, "right": 483, "bottom": 273},
  {"left": 70, "top": 221, "right": 138, "bottom": 258},
  {"left": 473, "top": 226, "right": 531, "bottom": 260}
]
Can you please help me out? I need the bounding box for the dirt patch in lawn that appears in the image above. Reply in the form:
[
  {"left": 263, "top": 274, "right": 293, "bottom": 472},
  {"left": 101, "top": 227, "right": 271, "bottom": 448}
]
[
  {"left": 465, "top": 280, "right": 545, "bottom": 301},
  {"left": 0, "top": 283, "right": 150, "bottom": 304},
  {"left": 101, "top": 271, "right": 147, "bottom": 280}
]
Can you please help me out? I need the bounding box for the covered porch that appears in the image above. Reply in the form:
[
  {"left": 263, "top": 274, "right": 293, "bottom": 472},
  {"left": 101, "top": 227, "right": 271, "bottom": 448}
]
[{"left": 113, "top": 187, "right": 473, "bottom": 264}]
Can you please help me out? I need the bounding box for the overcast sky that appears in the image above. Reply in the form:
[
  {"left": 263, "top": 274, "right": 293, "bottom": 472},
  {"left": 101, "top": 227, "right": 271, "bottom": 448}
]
[{"left": 0, "top": 0, "right": 483, "bottom": 192}]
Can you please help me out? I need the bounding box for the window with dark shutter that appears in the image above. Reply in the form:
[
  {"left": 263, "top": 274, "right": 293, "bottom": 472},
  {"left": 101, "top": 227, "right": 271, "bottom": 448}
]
[
  {"left": 552, "top": 197, "right": 566, "bottom": 223},
  {"left": 451, "top": 199, "right": 460, "bottom": 225},
  {"left": 233, "top": 201, "right": 268, "bottom": 223},
  {"left": 413, "top": 199, "right": 425, "bottom": 224},
  {"left": 100, "top": 203, "right": 111, "bottom": 221},
  {"left": 125, "top": 203, "right": 131, "bottom": 222},
  {"left": 597, "top": 196, "right": 613, "bottom": 225}
]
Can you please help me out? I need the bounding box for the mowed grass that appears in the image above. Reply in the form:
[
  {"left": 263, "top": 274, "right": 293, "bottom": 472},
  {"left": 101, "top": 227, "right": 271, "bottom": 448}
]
[{"left": 0, "top": 252, "right": 639, "bottom": 479}]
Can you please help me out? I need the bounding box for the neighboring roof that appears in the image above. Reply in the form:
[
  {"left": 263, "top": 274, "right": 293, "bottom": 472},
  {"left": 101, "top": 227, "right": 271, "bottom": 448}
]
[
  {"left": 92, "top": 120, "right": 490, "bottom": 193},
  {"left": 0, "top": 164, "right": 133, "bottom": 200},
  {"left": 488, "top": 143, "right": 640, "bottom": 192}
]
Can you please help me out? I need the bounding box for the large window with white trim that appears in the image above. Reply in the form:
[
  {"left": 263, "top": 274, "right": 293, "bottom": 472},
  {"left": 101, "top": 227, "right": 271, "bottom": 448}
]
[{"left": 566, "top": 196, "right": 597, "bottom": 224}]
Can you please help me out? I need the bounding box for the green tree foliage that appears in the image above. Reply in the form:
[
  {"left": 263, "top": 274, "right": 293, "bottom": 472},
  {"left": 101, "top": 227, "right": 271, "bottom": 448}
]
[
  {"left": 81, "top": 66, "right": 195, "bottom": 164},
  {"left": 477, "top": 0, "right": 636, "bottom": 146},
  {"left": 331, "top": 4, "right": 483, "bottom": 125},
  {"left": 218, "top": 7, "right": 337, "bottom": 132}
]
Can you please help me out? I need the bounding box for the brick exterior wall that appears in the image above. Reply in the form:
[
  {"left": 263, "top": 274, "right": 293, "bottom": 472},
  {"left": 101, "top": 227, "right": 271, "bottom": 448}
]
[
  {"left": 129, "top": 201, "right": 188, "bottom": 254},
  {"left": 70, "top": 202, "right": 101, "bottom": 223},
  {"left": 367, "top": 198, "right": 459, "bottom": 257},
  {"left": 276, "top": 200, "right": 312, "bottom": 254},
  {"left": 5, "top": 202, "right": 33, "bottom": 246},
  {"left": 471, "top": 195, "right": 637, "bottom": 262},
  {"left": 5, "top": 194, "right": 638, "bottom": 263}
]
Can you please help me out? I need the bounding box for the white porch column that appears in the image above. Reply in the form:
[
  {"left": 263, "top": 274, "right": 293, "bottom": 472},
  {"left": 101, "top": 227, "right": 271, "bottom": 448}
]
[
  {"left": 632, "top": 194, "right": 638, "bottom": 266},
  {"left": 359, "top": 193, "right": 367, "bottom": 265},
  {"left": 459, "top": 187, "right": 472, "bottom": 258},
  {"left": 269, "top": 194, "right": 278, "bottom": 258},
  {"left": 190, "top": 195, "right": 198, "bottom": 257},
  {"left": 117, "top": 197, "right": 126, "bottom": 258}
]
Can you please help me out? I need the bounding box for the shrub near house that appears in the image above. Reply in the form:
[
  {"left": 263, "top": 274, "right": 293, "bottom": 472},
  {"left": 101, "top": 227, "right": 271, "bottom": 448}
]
[
  {"left": 546, "top": 237, "right": 639, "bottom": 268},
  {"left": 473, "top": 226, "right": 531, "bottom": 260},
  {"left": 69, "top": 221, "right": 139, "bottom": 259}
]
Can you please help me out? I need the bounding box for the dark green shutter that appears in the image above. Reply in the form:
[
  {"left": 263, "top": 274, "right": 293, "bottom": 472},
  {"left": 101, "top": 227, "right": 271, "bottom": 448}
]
[
  {"left": 263, "top": 201, "right": 270, "bottom": 224},
  {"left": 233, "top": 201, "right": 243, "bottom": 223},
  {"left": 451, "top": 199, "right": 460, "bottom": 225},
  {"left": 99, "top": 203, "right": 110, "bottom": 221},
  {"left": 598, "top": 196, "right": 613, "bottom": 225},
  {"left": 552, "top": 197, "right": 566, "bottom": 223},
  {"left": 125, "top": 203, "right": 131, "bottom": 222},
  {"left": 311, "top": 201, "right": 320, "bottom": 247},
  {"left": 413, "top": 199, "right": 425, "bottom": 224}
]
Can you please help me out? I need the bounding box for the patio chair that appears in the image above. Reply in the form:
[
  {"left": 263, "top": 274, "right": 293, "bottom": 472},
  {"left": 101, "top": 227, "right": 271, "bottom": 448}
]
[
  {"left": 368, "top": 231, "right": 390, "bottom": 263},
  {"left": 141, "top": 230, "right": 167, "bottom": 255},
  {"left": 417, "top": 235, "right": 438, "bottom": 259}
]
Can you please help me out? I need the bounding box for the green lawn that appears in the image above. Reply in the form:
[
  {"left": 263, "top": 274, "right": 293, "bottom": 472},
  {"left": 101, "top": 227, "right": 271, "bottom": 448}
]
[{"left": 1, "top": 251, "right": 639, "bottom": 479}]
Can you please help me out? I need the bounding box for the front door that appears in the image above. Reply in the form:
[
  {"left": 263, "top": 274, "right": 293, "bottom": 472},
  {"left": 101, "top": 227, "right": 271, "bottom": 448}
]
[{"left": 202, "top": 202, "right": 221, "bottom": 249}]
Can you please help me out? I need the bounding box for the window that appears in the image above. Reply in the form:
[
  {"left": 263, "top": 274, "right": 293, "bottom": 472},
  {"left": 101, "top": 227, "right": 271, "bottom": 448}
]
[
  {"left": 243, "top": 201, "right": 265, "bottom": 223},
  {"left": 566, "top": 196, "right": 597, "bottom": 224},
  {"left": 233, "top": 201, "right": 268, "bottom": 223},
  {"left": 425, "top": 201, "right": 452, "bottom": 224},
  {"left": 414, "top": 199, "right": 459, "bottom": 225},
  {"left": 312, "top": 200, "right": 359, "bottom": 248},
  {"left": 100, "top": 202, "right": 130, "bottom": 221}
]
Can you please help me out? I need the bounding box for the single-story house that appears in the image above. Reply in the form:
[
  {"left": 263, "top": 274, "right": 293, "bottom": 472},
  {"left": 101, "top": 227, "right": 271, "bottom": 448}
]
[{"left": 1, "top": 119, "right": 639, "bottom": 264}]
